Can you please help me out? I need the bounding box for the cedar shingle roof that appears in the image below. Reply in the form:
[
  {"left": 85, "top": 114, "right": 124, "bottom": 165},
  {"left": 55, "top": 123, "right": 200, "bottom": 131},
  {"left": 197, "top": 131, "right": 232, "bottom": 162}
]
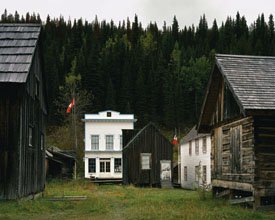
[
  {"left": 197, "top": 54, "right": 275, "bottom": 132},
  {"left": 0, "top": 23, "right": 41, "bottom": 83},
  {"left": 216, "top": 54, "right": 275, "bottom": 110}
]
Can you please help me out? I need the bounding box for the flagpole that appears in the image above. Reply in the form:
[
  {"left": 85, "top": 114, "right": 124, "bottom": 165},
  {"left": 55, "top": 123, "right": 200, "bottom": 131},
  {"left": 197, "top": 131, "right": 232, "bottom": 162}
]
[{"left": 73, "top": 95, "right": 78, "bottom": 179}]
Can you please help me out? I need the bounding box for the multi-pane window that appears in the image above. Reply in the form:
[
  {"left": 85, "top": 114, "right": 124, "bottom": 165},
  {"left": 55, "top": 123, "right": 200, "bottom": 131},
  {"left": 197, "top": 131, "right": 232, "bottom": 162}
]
[
  {"left": 195, "top": 139, "right": 199, "bottom": 155},
  {"left": 202, "top": 137, "right": 207, "bottom": 154},
  {"left": 106, "top": 135, "right": 114, "bottom": 150},
  {"left": 120, "top": 135, "right": 123, "bottom": 150},
  {"left": 141, "top": 153, "right": 151, "bottom": 170},
  {"left": 114, "top": 158, "right": 122, "bottom": 173},
  {"left": 184, "top": 166, "right": 187, "bottom": 181},
  {"left": 100, "top": 158, "right": 110, "bottom": 172},
  {"left": 203, "top": 165, "right": 207, "bottom": 183},
  {"left": 89, "top": 158, "right": 96, "bottom": 173},
  {"left": 189, "top": 141, "right": 192, "bottom": 156},
  {"left": 91, "top": 135, "right": 99, "bottom": 150}
]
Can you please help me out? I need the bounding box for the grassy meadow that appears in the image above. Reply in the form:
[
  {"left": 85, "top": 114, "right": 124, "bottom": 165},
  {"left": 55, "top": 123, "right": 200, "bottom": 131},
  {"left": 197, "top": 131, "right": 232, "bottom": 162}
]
[{"left": 1, "top": 180, "right": 275, "bottom": 220}]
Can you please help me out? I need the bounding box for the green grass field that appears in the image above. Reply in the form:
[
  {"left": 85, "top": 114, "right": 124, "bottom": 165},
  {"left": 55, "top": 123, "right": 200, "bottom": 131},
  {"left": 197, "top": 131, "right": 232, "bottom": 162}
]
[{"left": 1, "top": 180, "right": 275, "bottom": 220}]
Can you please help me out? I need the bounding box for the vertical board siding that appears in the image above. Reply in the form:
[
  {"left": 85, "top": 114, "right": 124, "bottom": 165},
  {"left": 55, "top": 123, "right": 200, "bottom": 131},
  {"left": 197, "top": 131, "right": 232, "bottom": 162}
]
[
  {"left": 123, "top": 124, "right": 173, "bottom": 186},
  {"left": 254, "top": 116, "right": 275, "bottom": 191},
  {"left": 0, "top": 46, "right": 46, "bottom": 200}
]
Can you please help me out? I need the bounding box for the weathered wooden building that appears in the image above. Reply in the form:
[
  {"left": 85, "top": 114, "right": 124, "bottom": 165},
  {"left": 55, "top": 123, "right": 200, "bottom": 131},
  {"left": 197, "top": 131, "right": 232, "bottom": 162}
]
[
  {"left": 46, "top": 147, "right": 76, "bottom": 179},
  {"left": 123, "top": 123, "right": 173, "bottom": 187},
  {"left": 0, "top": 24, "right": 46, "bottom": 199},
  {"left": 198, "top": 54, "right": 275, "bottom": 209}
]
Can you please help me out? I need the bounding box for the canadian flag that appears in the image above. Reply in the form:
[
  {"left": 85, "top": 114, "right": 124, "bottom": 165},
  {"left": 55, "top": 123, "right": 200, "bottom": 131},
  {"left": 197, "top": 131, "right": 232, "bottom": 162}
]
[
  {"left": 171, "top": 135, "right": 178, "bottom": 145},
  {"left": 66, "top": 98, "right": 75, "bottom": 113}
]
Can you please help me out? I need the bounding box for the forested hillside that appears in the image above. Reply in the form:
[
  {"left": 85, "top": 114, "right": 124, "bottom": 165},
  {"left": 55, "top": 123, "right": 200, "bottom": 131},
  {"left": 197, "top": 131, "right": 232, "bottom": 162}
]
[{"left": 1, "top": 10, "right": 275, "bottom": 130}]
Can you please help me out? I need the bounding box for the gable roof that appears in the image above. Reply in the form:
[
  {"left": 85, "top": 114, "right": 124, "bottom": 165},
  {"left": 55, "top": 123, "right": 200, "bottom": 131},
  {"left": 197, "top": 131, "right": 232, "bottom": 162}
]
[
  {"left": 198, "top": 54, "right": 275, "bottom": 132},
  {"left": 123, "top": 122, "right": 172, "bottom": 151},
  {"left": 180, "top": 126, "right": 209, "bottom": 145},
  {"left": 0, "top": 23, "right": 41, "bottom": 83}
]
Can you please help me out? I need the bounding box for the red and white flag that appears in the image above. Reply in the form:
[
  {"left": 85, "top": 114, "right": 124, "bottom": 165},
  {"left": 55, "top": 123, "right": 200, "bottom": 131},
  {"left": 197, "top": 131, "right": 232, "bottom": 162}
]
[
  {"left": 66, "top": 98, "right": 75, "bottom": 113},
  {"left": 171, "top": 135, "right": 178, "bottom": 145}
]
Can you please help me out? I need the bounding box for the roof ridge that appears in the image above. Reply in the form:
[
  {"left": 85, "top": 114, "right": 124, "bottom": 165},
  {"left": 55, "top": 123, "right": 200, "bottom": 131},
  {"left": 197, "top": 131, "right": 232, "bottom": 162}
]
[
  {"left": 0, "top": 23, "right": 41, "bottom": 27},
  {"left": 216, "top": 53, "right": 275, "bottom": 59}
]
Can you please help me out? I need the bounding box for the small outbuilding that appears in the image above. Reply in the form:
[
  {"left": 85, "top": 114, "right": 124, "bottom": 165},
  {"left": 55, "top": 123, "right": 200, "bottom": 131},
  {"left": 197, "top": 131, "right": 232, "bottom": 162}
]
[
  {"left": 0, "top": 24, "right": 46, "bottom": 199},
  {"left": 198, "top": 54, "right": 275, "bottom": 209},
  {"left": 45, "top": 147, "right": 76, "bottom": 179},
  {"left": 123, "top": 123, "right": 173, "bottom": 188}
]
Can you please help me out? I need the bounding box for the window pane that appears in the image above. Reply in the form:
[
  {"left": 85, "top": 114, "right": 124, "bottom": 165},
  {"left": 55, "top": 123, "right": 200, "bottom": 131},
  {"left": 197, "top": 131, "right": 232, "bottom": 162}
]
[
  {"left": 195, "top": 139, "right": 199, "bottom": 155},
  {"left": 202, "top": 137, "right": 207, "bottom": 154},
  {"left": 89, "top": 158, "right": 96, "bottom": 173},
  {"left": 141, "top": 154, "right": 151, "bottom": 170},
  {"left": 91, "top": 135, "right": 99, "bottom": 150},
  {"left": 114, "top": 158, "right": 122, "bottom": 173},
  {"left": 120, "top": 135, "right": 123, "bottom": 150},
  {"left": 100, "top": 159, "right": 111, "bottom": 173},
  {"left": 106, "top": 161, "right": 110, "bottom": 172},
  {"left": 100, "top": 162, "right": 105, "bottom": 172},
  {"left": 189, "top": 141, "right": 192, "bottom": 156},
  {"left": 184, "top": 166, "right": 187, "bottom": 181},
  {"left": 106, "top": 135, "right": 114, "bottom": 150}
]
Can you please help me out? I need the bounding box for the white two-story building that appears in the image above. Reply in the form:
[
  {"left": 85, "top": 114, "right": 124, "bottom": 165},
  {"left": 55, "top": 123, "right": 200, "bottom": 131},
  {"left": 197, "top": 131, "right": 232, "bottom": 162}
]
[
  {"left": 83, "top": 110, "right": 136, "bottom": 179},
  {"left": 180, "top": 126, "right": 211, "bottom": 189}
]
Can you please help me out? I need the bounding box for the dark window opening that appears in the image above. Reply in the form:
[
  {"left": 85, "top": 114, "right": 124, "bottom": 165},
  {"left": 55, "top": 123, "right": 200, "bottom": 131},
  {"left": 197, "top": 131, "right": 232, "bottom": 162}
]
[{"left": 89, "top": 158, "right": 96, "bottom": 173}]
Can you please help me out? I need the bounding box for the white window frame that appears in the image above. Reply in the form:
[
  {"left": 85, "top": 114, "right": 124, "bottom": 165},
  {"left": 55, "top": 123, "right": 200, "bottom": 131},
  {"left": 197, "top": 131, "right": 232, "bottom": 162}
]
[
  {"left": 141, "top": 153, "right": 151, "bottom": 170},
  {"left": 91, "top": 135, "right": 99, "bottom": 150},
  {"left": 120, "top": 135, "right": 123, "bottom": 150},
  {"left": 100, "top": 158, "right": 111, "bottom": 173},
  {"left": 202, "top": 137, "right": 207, "bottom": 154},
  {"left": 114, "top": 158, "right": 122, "bottom": 173},
  {"left": 105, "top": 135, "right": 114, "bottom": 150},
  {"left": 189, "top": 141, "right": 192, "bottom": 156},
  {"left": 89, "top": 158, "right": 96, "bottom": 173},
  {"left": 195, "top": 139, "right": 199, "bottom": 155}
]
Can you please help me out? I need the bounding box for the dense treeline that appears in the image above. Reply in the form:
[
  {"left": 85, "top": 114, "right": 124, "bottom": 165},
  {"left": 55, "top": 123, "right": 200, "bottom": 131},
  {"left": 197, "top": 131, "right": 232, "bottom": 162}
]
[{"left": 2, "top": 9, "right": 275, "bottom": 129}]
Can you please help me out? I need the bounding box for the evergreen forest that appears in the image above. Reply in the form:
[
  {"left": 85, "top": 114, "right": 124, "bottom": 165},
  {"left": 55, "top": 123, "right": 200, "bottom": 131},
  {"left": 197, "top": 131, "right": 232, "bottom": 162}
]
[{"left": 2, "top": 10, "right": 275, "bottom": 130}]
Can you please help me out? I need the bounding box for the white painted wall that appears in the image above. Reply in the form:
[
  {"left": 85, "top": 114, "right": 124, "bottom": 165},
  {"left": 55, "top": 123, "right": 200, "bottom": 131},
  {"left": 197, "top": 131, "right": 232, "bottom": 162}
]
[
  {"left": 180, "top": 135, "right": 211, "bottom": 189},
  {"left": 84, "top": 110, "right": 135, "bottom": 179}
]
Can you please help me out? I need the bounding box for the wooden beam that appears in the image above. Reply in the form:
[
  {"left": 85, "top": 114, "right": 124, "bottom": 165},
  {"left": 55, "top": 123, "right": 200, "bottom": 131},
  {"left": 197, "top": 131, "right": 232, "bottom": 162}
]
[
  {"left": 230, "top": 196, "right": 254, "bottom": 204},
  {"left": 212, "top": 179, "right": 254, "bottom": 192}
]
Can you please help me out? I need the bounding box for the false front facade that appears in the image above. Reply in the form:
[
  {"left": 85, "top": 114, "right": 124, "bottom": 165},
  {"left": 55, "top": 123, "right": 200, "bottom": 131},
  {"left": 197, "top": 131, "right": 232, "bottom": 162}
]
[{"left": 83, "top": 110, "right": 136, "bottom": 179}]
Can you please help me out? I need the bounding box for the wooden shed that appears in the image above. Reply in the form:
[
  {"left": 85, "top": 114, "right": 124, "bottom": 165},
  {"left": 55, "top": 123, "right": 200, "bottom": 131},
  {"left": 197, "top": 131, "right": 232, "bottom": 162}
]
[
  {"left": 123, "top": 123, "right": 173, "bottom": 188},
  {"left": 198, "top": 54, "right": 275, "bottom": 209},
  {"left": 0, "top": 24, "right": 47, "bottom": 199},
  {"left": 46, "top": 147, "right": 76, "bottom": 179}
]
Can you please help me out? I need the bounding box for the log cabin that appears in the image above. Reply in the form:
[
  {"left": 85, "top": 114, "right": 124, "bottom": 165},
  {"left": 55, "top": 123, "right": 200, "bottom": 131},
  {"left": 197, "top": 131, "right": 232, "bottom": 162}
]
[
  {"left": 198, "top": 54, "right": 275, "bottom": 209},
  {"left": 0, "top": 24, "right": 47, "bottom": 199},
  {"left": 123, "top": 123, "right": 173, "bottom": 188}
]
